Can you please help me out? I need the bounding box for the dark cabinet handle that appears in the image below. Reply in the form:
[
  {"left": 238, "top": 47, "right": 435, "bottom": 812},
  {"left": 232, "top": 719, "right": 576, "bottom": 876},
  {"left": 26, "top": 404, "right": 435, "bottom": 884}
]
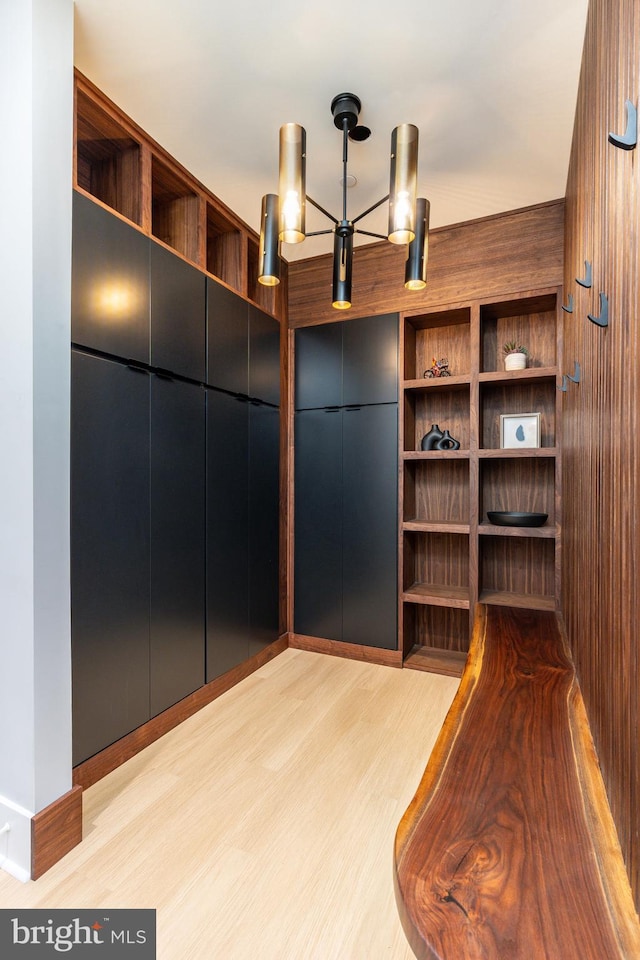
[
  {"left": 324, "top": 407, "right": 340, "bottom": 413},
  {"left": 126, "top": 361, "right": 150, "bottom": 375},
  {"left": 345, "top": 406, "right": 361, "bottom": 412}
]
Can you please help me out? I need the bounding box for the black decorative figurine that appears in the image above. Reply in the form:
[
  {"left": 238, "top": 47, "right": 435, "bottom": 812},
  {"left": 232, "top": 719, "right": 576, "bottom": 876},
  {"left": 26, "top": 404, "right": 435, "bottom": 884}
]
[
  {"left": 435, "top": 430, "right": 460, "bottom": 451},
  {"left": 421, "top": 424, "right": 444, "bottom": 450}
]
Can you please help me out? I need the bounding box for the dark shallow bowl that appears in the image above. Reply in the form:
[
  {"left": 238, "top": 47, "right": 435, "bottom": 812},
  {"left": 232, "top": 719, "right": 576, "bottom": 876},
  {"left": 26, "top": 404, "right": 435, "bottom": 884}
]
[{"left": 487, "top": 511, "right": 548, "bottom": 527}]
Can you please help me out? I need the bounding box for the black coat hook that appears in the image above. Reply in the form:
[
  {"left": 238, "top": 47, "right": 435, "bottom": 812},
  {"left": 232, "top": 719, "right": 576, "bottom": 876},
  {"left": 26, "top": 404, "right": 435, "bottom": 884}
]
[
  {"left": 576, "top": 261, "right": 592, "bottom": 288},
  {"left": 561, "top": 293, "right": 574, "bottom": 313},
  {"left": 566, "top": 361, "right": 581, "bottom": 383},
  {"left": 558, "top": 362, "right": 581, "bottom": 391},
  {"left": 608, "top": 99, "right": 637, "bottom": 150},
  {"left": 588, "top": 292, "right": 609, "bottom": 327}
]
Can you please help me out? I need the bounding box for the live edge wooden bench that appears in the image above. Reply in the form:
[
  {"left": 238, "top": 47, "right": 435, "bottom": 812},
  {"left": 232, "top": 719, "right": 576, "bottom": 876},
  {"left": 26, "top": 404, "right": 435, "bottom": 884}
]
[{"left": 394, "top": 604, "right": 640, "bottom": 960}]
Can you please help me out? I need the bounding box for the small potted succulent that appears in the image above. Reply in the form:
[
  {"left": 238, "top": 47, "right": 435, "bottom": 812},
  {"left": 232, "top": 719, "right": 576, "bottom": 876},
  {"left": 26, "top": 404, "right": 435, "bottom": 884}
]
[{"left": 502, "top": 340, "right": 529, "bottom": 371}]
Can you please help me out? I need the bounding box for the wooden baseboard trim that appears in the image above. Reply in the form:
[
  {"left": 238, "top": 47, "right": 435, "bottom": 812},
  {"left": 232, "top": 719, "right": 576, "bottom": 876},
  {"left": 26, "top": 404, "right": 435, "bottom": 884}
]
[
  {"left": 289, "top": 633, "right": 403, "bottom": 668},
  {"left": 73, "top": 636, "right": 289, "bottom": 790},
  {"left": 31, "top": 785, "right": 83, "bottom": 880}
]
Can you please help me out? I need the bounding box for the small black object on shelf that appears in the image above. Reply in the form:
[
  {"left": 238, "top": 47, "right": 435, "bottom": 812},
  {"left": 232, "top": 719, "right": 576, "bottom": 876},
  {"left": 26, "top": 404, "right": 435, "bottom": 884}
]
[
  {"left": 435, "top": 429, "right": 460, "bottom": 451},
  {"left": 421, "top": 424, "right": 443, "bottom": 450},
  {"left": 487, "top": 511, "right": 548, "bottom": 527}
]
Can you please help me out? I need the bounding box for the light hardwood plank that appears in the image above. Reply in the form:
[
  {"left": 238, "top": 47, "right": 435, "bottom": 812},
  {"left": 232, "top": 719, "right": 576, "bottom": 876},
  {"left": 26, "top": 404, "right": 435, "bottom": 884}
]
[{"left": 0, "top": 649, "right": 458, "bottom": 959}]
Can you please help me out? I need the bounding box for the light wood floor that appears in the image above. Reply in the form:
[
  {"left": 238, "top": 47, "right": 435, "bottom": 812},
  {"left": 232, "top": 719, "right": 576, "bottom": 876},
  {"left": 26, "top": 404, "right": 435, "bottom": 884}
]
[{"left": 0, "top": 648, "right": 459, "bottom": 959}]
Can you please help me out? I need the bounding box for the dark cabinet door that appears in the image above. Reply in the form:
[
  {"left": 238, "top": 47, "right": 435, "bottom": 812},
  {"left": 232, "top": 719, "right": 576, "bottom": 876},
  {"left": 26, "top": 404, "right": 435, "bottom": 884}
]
[
  {"left": 249, "top": 305, "right": 280, "bottom": 406},
  {"left": 206, "top": 390, "right": 249, "bottom": 679},
  {"left": 150, "top": 244, "right": 206, "bottom": 382},
  {"left": 342, "top": 313, "right": 398, "bottom": 406},
  {"left": 248, "top": 402, "right": 280, "bottom": 656},
  {"left": 150, "top": 376, "right": 205, "bottom": 716},
  {"left": 207, "top": 279, "right": 248, "bottom": 394},
  {"left": 294, "top": 323, "right": 342, "bottom": 409},
  {"left": 294, "top": 408, "right": 343, "bottom": 641},
  {"left": 71, "top": 192, "right": 150, "bottom": 363},
  {"left": 71, "top": 351, "right": 150, "bottom": 765},
  {"left": 342, "top": 404, "right": 398, "bottom": 649}
]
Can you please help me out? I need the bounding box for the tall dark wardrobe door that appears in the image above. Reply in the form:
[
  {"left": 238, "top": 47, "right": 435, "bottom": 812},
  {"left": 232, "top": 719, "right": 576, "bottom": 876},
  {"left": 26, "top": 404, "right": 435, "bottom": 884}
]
[
  {"left": 294, "top": 323, "right": 342, "bottom": 409},
  {"left": 150, "top": 244, "right": 206, "bottom": 382},
  {"left": 206, "top": 390, "right": 249, "bottom": 680},
  {"left": 342, "top": 404, "right": 398, "bottom": 649},
  {"left": 71, "top": 351, "right": 150, "bottom": 765},
  {"left": 249, "top": 306, "right": 280, "bottom": 406},
  {"left": 71, "top": 192, "right": 150, "bottom": 363},
  {"left": 150, "top": 377, "right": 205, "bottom": 716},
  {"left": 342, "top": 313, "right": 398, "bottom": 406},
  {"left": 294, "top": 408, "right": 343, "bottom": 641},
  {"left": 206, "top": 279, "right": 248, "bottom": 394},
  {"left": 248, "top": 402, "right": 280, "bottom": 656}
]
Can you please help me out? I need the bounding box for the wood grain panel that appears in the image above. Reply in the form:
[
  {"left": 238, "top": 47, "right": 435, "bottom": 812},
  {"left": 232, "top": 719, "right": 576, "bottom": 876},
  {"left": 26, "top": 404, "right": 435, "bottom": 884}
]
[
  {"left": 480, "top": 536, "right": 555, "bottom": 602},
  {"left": 288, "top": 201, "right": 564, "bottom": 328},
  {"left": 480, "top": 380, "right": 556, "bottom": 449},
  {"left": 403, "top": 603, "right": 470, "bottom": 656},
  {"left": 405, "top": 460, "right": 470, "bottom": 525},
  {"left": 480, "top": 296, "right": 557, "bottom": 372},
  {"left": 409, "top": 389, "right": 470, "bottom": 452},
  {"left": 31, "top": 786, "right": 83, "bottom": 880},
  {"left": 394, "top": 605, "right": 640, "bottom": 959},
  {"left": 480, "top": 458, "right": 556, "bottom": 522},
  {"left": 404, "top": 531, "right": 470, "bottom": 593},
  {"left": 151, "top": 154, "right": 201, "bottom": 265},
  {"left": 562, "top": 0, "right": 640, "bottom": 910}
]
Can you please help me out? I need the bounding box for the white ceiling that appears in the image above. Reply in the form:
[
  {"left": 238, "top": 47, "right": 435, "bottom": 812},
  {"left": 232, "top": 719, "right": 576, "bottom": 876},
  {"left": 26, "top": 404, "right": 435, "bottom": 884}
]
[{"left": 73, "top": 0, "right": 589, "bottom": 262}]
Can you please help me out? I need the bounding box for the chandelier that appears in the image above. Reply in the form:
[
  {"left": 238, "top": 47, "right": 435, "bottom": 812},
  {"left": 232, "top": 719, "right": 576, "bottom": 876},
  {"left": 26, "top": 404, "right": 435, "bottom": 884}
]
[{"left": 257, "top": 92, "right": 430, "bottom": 310}]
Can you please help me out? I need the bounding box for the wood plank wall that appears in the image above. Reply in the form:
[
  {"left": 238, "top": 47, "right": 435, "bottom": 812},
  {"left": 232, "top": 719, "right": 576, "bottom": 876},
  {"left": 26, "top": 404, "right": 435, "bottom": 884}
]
[
  {"left": 562, "top": 0, "right": 640, "bottom": 911},
  {"left": 288, "top": 200, "right": 564, "bottom": 327}
]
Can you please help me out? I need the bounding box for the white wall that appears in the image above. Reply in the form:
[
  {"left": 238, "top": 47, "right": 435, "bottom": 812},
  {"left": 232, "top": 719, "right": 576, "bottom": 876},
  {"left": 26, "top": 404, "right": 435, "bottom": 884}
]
[{"left": 0, "top": 0, "right": 73, "bottom": 880}]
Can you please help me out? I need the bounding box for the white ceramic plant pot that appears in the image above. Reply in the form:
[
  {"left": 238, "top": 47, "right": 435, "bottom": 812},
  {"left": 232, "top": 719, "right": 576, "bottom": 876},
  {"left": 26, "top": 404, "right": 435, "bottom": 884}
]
[{"left": 504, "top": 352, "right": 527, "bottom": 371}]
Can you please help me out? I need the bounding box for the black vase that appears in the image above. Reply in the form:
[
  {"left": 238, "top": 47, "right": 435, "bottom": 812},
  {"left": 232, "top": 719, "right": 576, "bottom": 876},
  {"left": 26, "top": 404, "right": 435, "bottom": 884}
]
[
  {"left": 421, "top": 424, "right": 443, "bottom": 451},
  {"left": 435, "top": 429, "right": 461, "bottom": 451}
]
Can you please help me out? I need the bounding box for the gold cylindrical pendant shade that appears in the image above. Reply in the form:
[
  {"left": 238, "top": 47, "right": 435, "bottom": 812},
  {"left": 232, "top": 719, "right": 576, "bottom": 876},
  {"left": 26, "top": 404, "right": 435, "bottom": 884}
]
[
  {"left": 404, "top": 197, "right": 430, "bottom": 290},
  {"left": 332, "top": 230, "right": 353, "bottom": 309},
  {"left": 278, "top": 123, "right": 306, "bottom": 243},
  {"left": 388, "top": 123, "right": 419, "bottom": 244},
  {"left": 258, "top": 194, "right": 280, "bottom": 287}
]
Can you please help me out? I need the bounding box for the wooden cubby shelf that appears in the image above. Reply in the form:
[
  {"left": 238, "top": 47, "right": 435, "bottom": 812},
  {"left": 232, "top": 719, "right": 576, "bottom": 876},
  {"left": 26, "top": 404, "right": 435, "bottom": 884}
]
[
  {"left": 402, "top": 644, "right": 467, "bottom": 678},
  {"left": 399, "top": 287, "right": 562, "bottom": 665},
  {"left": 403, "top": 584, "right": 470, "bottom": 608},
  {"left": 478, "top": 522, "right": 557, "bottom": 539},
  {"left": 73, "top": 71, "right": 285, "bottom": 321},
  {"left": 403, "top": 450, "right": 470, "bottom": 460},
  {"left": 479, "top": 590, "right": 556, "bottom": 611},
  {"left": 403, "top": 521, "right": 471, "bottom": 535}
]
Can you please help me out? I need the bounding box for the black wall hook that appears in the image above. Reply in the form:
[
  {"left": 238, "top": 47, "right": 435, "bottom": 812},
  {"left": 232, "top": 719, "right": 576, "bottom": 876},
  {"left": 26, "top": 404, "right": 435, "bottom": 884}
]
[
  {"left": 608, "top": 99, "right": 637, "bottom": 150},
  {"left": 588, "top": 292, "right": 609, "bottom": 327},
  {"left": 562, "top": 293, "right": 574, "bottom": 313},
  {"left": 576, "top": 261, "right": 592, "bottom": 288},
  {"left": 566, "top": 361, "right": 581, "bottom": 383},
  {"left": 558, "top": 362, "right": 581, "bottom": 391}
]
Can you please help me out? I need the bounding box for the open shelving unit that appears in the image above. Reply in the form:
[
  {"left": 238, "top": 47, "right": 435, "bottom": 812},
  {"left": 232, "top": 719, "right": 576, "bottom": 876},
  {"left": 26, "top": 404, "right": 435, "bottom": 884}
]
[
  {"left": 73, "top": 70, "right": 285, "bottom": 321},
  {"left": 399, "top": 289, "right": 562, "bottom": 674}
]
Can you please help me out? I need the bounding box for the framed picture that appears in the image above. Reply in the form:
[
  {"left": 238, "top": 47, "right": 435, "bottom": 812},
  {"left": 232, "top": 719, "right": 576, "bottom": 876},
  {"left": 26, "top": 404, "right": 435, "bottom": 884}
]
[{"left": 500, "top": 412, "right": 541, "bottom": 449}]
